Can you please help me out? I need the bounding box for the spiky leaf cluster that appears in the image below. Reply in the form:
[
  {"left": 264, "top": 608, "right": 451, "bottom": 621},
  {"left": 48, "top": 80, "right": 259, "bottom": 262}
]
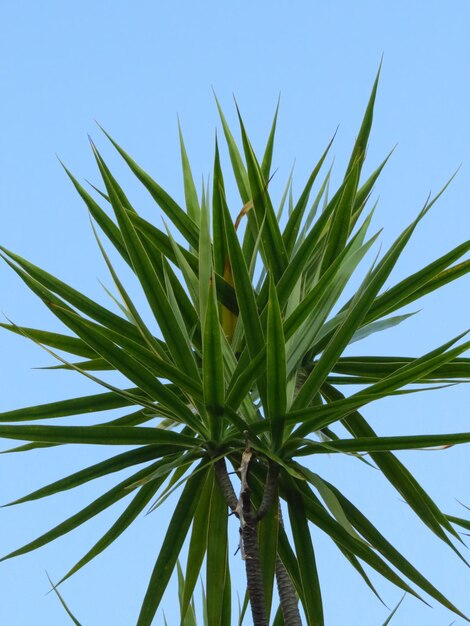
[{"left": 1, "top": 72, "right": 470, "bottom": 624}]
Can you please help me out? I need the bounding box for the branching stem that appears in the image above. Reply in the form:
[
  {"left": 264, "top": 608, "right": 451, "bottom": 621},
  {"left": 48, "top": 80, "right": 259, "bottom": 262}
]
[
  {"left": 214, "top": 442, "right": 298, "bottom": 626},
  {"left": 257, "top": 462, "right": 280, "bottom": 521},
  {"left": 214, "top": 458, "right": 238, "bottom": 512}
]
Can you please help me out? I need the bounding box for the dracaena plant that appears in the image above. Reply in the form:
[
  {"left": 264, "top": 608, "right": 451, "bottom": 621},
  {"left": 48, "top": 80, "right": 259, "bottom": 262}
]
[{"left": 1, "top": 69, "right": 470, "bottom": 626}]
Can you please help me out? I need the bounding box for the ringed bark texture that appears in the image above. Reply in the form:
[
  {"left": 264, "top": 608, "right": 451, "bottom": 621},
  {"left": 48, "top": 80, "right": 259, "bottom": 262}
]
[
  {"left": 214, "top": 458, "right": 238, "bottom": 512},
  {"left": 257, "top": 463, "right": 280, "bottom": 521},
  {"left": 243, "top": 511, "right": 268, "bottom": 626},
  {"left": 275, "top": 555, "right": 302, "bottom": 625}
]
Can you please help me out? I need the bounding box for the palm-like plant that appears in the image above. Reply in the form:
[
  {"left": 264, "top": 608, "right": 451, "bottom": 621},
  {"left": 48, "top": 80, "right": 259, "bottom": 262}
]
[{"left": 1, "top": 70, "right": 470, "bottom": 625}]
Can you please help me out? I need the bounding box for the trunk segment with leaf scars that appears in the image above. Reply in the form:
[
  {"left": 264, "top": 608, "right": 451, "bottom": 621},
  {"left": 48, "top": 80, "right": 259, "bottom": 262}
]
[
  {"left": 215, "top": 455, "right": 301, "bottom": 626},
  {"left": 275, "top": 508, "right": 303, "bottom": 626},
  {"left": 214, "top": 455, "right": 268, "bottom": 626},
  {"left": 276, "top": 554, "right": 303, "bottom": 626}
]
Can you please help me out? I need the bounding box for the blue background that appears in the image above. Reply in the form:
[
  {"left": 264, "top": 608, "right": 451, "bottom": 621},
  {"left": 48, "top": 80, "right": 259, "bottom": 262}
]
[{"left": 1, "top": 2, "right": 469, "bottom": 624}]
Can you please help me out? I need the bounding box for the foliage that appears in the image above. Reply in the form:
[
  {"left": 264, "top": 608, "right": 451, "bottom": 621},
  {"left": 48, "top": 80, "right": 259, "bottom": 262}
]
[{"left": 1, "top": 69, "right": 470, "bottom": 624}]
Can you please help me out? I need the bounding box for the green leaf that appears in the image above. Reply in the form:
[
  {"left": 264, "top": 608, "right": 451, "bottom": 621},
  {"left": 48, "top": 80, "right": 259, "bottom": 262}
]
[
  {"left": 41, "top": 306, "right": 203, "bottom": 430},
  {"left": 130, "top": 450, "right": 200, "bottom": 489},
  {"left": 276, "top": 164, "right": 294, "bottom": 223},
  {"left": 145, "top": 460, "right": 198, "bottom": 513},
  {"left": 447, "top": 514, "right": 470, "bottom": 532},
  {"left": 266, "top": 275, "right": 287, "bottom": 450},
  {"left": 136, "top": 465, "right": 208, "bottom": 626},
  {"left": 56, "top": 479, "right": 161, "bottom": 587},
  {"left": 334, "top": 543, "right": 385, "bottom": 604},
  {"left": 349, "top": 312, "right": 418, "bottom": 345},
  {"left": 98, "top": 126, "right": 199, "bottom": 248},
  {"left": 0, "top": 323, "right": 97, "bottom": 359},
  {"left": 331, "top": 355, "right": 470, "bottom": 382},
  {"left": 0, "top": 248, "right": 146, "bottom": 345},
  {"left": 182, "top": 472, "right": 213, "bottom": 618},
  {"left": 350, "top": 149, "right": 394, "bottom": 229},
  {"left": 220, "top": 188, "right": 264, "bottom": 359},
  {"left": 199, "top": 184, "right": 213, "bottom": 324},
  {"left": 162, "top": 263, "right": 200, "bottom": 368},
  {"left": 206, "top": 478, "right": 229, "bottom": 626},
  {"left": 381, "top": 594, "right": 406, "bottom": 626},
  {"left": 286, "top": 482, "right": 324, "bottom": 626},
  {"left": 296, "top": 165, "right": 333, "bottom": 248},
  {"left": 369, "top": 241, "right": 470, "bottom": 321},
  {"left": 285, "top": 223, "right": 379, "bottom": 375},
  {"left": 60, "top": 163, "right": 130, "bottom": 264},
  {"left": 54, "top": 311, "right": 199, "bottom": 400},
  {"left": 5, "top": 445, "right": 163, "bottom": 506},
  {"left": 296, "top": 466, "right": 364, "bottom": 542},
  {"left": 345, "top": 63, "right": 381, "bottom": 178},
  {"left": 47, "top": 573, "right": 83, "bottom": 626},
  {"left": 292, "top": 334, "right": 470, "bottom": 436},
  {"left": 226, "top": 222, "right": 378, "bottom": 412},
  {"left": 237, "top": 106, "right": 288, "bottom": 280},
  {"left": 283, "top": 134, "right": 335, "bottom": 255},
  {"left": 43, "top": 356, "right": 113, "bottom": 371},
  {"left": 203, "top": 280, "right": 225, "bottom": 439},
  {"left": 0, "top": 387, "right": 138, "bottom": 423},
  {"left": 129, "top": 211, "right": 238, "bottom": 315},
  {"left": 212, "top": 137, "right": 228, "bottom": 277},
  {"left": 128, "top": 210, "right": 195, "bottom": 265},
  {"left": 91, "top": 221, "right": 167, "bottom": 359},
  {"left": 1, "top": 461, "right": 165, "bottom": 561},
  {"left": 0, "top": 408, "right": 154, "bottom": 450},
  {"left": 319, "top": 161, "right": 360, "bottom": 273},
  {"left": 270, "top": 179, "right": 349, "bottom": 312},
  {"left": 288, "top": 431, "right": 470, "bottom": 454},
  {"left": 290, "top": 481, "right": 423, "bottom": 602},
  {"left": 221, "top": 561, "right": 232, "bottom": 626},
  {"left": 214, "top": 95, "right": 250, "bottom": 203},
  {"left": 272, "top": 606, "right": 286, "bottom": 626},
  {"left": 324, "top": 482, "right": 466, "bottom": 617},
  {"left": 321, "top": 384, "right": 465, "bottom": 553},
  {"left": 292, "top": 203, "right": 431, "bottom": 411},
  {"left": 178, "top": 121, "right": 201, "bottom": 222},
  {"left": 260, "top": 96, "right": 280, "bottom": 181},
  {"left": 87, "top": 140, "right": 138, "bottom": 213},
  {"left": 350, "top": 334, "right": 469, "bottom": 403},
  {"left": 90, "top": 144, "right": 200, "bottom": 381},
  {"left": 161, "top": 256, "right": 201, "bottom": 344},
  {"left": 237, "top": 590, "right": 250, "bottom": 626},
  {"left": 0, "top": 424, "right": 198, "bottom": 447},
  {"left": 310, "top": 179, "right": 466, "bottom": 356},
  {"left": 177, "top": 563, "right": 199, "bottom": 626},
  {"left": 258, "top": 484, "right": 279, "bottom": 621}
]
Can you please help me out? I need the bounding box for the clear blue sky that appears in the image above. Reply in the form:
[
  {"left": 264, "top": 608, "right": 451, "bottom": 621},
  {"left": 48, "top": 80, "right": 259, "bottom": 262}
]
[{"left": 1, "top": 2, "right": 469, "bottom": 625}]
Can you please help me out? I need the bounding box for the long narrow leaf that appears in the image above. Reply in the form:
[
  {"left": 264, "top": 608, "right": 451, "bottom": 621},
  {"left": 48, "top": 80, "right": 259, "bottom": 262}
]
[
  {"left": 98, "top": 126, "right": 199, "bottom": 247},
  {"left": 286, "top": 481, "right": 324, "bottom": 626},
  {"left": 206, "top": 478, "right": 229, "bottom": 626},
  {"left": 0, "top": 424, "right": 198, "bottom": 447},
  {"left": 182, "top": 472, "right": 213, "bottom": 618},
  {"left": 136, "top": 465, "right": 208, "bottom": 626},
  {"left": 1, "top": 461, "right": 166, "bottom": 561},
  {"left": 203, "top": 280, "right": 225, "bottom": 439},
  {"left": 56, "top": 479, "right": 162, "bottom": 587},
  {"left": 266, "top": 275, "right": 287, "bottom": 449},
  {"left": 292, "top": 204, "right": 430, "bottom": 411}
]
